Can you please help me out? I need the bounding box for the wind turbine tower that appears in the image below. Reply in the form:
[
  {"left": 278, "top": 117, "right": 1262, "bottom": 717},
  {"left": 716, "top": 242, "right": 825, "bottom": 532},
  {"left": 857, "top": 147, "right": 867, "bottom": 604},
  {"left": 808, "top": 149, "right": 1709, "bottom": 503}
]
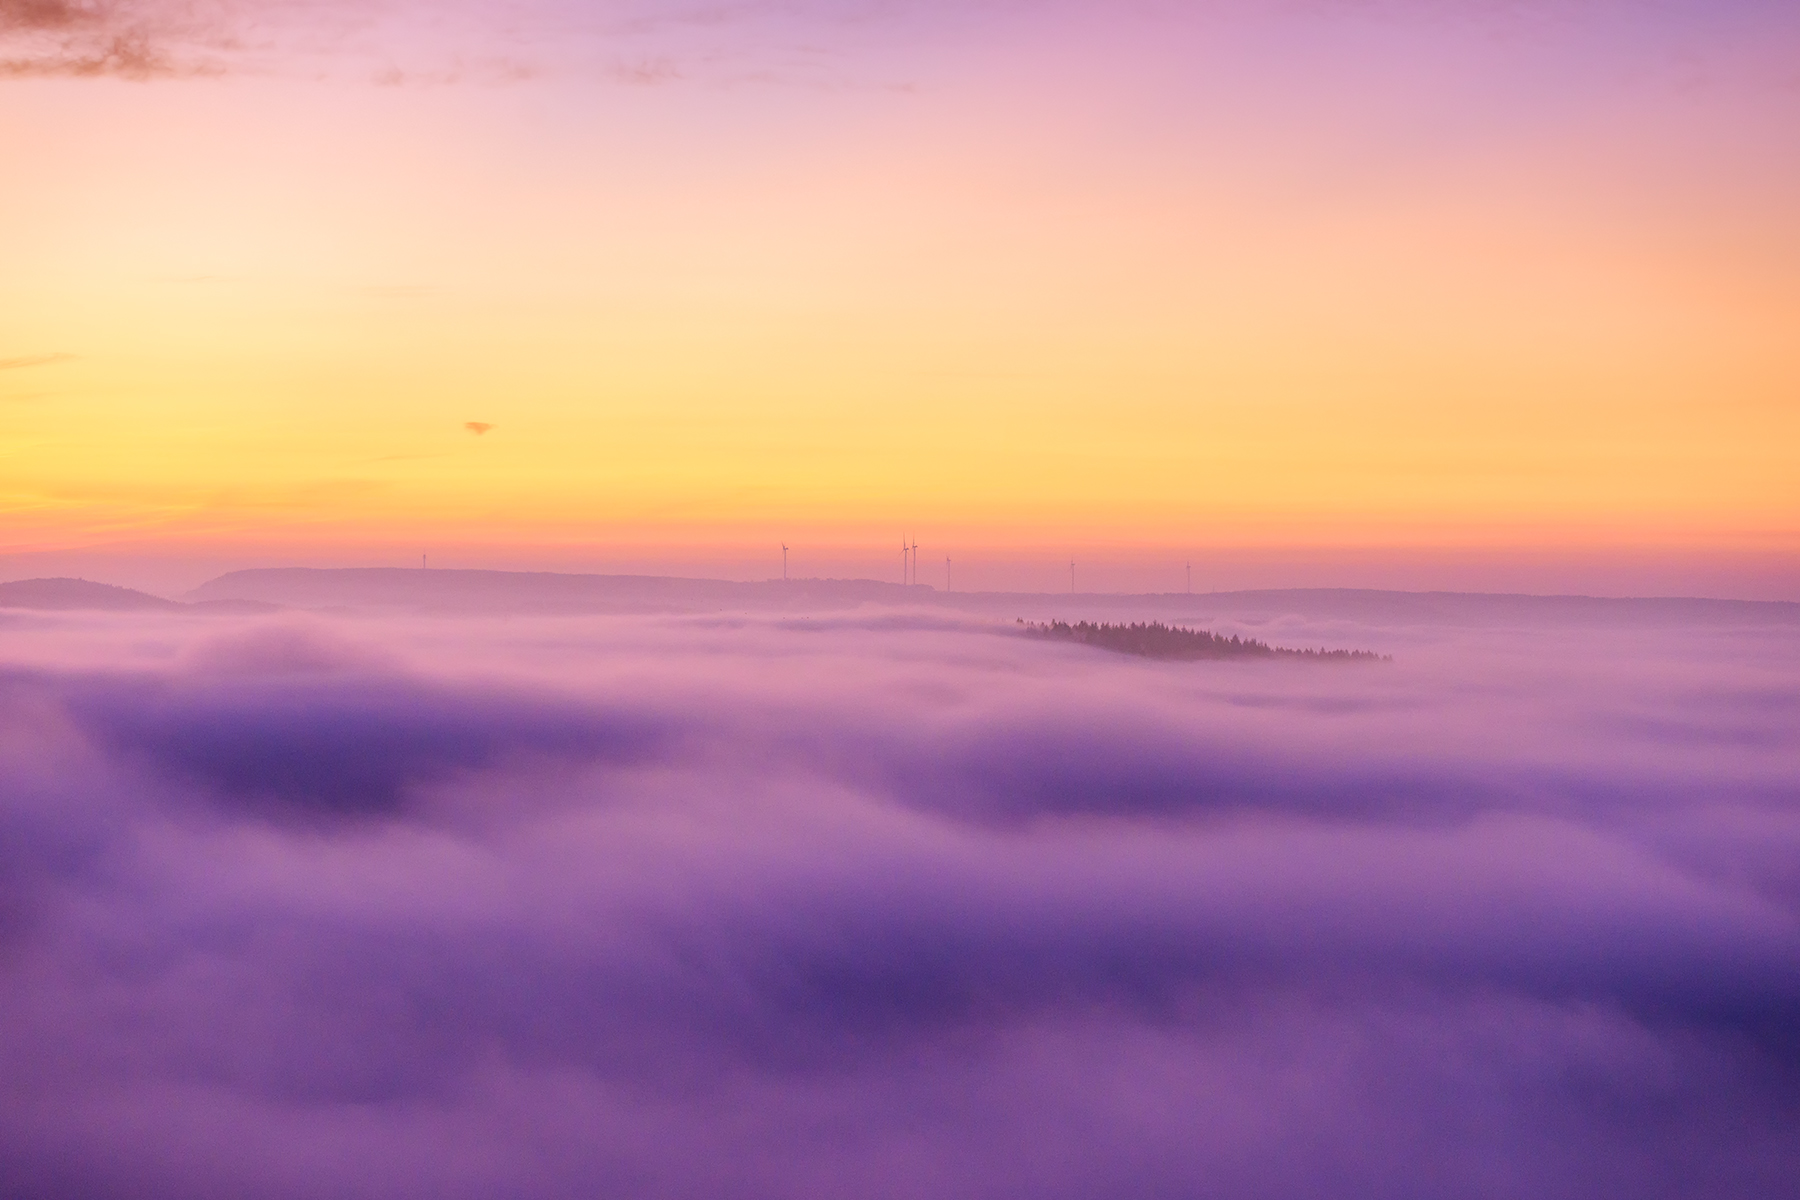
[{"left": 781, "top": 543, "right": 789, "bottom": 582}]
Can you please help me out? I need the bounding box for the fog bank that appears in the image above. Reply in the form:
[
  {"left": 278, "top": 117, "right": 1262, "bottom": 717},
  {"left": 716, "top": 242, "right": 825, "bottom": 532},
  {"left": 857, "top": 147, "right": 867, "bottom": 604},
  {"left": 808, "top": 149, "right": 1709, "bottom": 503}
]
[{"left": 1, "top": 599, "right": 1796, "bottom": 1197}]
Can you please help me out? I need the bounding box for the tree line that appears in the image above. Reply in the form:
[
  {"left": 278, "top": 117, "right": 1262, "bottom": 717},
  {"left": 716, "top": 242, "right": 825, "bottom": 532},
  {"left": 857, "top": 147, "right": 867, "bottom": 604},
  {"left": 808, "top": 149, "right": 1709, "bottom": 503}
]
[{"left": 1018, "top": 619, "right": 1389, "bottom": 662}]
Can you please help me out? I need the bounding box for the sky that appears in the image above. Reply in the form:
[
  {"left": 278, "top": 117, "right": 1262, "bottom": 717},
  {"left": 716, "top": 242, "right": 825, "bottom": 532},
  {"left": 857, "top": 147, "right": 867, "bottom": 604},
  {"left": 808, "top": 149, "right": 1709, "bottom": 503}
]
[
  {"left": 3, "top": 0, "right": 1798, "bottom": 595},
  {"left": 2, "top": 599, "right": 1797, "bottom": 1196}
]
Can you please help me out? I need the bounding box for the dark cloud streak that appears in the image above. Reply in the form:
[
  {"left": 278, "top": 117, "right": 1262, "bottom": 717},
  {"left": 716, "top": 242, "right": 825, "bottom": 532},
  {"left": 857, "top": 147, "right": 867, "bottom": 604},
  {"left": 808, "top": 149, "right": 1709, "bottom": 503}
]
[{"left": 0, "top": 0, "right": 218, "bottom": 78}]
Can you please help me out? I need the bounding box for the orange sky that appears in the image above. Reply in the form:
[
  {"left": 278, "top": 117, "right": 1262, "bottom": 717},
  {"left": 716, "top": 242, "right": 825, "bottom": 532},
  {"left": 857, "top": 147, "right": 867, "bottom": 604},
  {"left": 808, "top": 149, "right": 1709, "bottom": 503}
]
[{"left": 2, "top": 2, "right": 1796, "bottom": 595}]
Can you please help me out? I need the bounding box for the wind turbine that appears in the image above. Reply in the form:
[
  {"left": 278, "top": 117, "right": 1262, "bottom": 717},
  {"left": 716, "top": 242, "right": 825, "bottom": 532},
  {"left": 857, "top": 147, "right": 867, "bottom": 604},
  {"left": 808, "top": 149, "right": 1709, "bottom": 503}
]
[
  {"left": 781, "top": 543, "right": 789, "bottom": 582},
  {"left": 945, "top": 556, "right": 951, "bottom": 593},
  {"left": 1186, "top": 561, "right": 1191, "bottom": 594},
  {"left": 1070, "top": 559, "right": 1075, "bottom": 594}
]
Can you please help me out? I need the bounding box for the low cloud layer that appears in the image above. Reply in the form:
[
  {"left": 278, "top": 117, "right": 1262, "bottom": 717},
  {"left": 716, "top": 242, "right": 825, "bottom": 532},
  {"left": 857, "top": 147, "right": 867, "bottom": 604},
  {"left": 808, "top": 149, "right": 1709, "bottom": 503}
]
[{"left": 0, "top": 604, "right": 1797, "bottom": 1197}]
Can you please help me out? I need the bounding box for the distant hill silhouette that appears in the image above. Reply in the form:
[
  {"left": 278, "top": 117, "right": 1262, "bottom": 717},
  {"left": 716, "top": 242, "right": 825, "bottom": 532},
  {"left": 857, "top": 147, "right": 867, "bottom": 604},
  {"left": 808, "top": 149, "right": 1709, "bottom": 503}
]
[
  {"left": 189, "top": 568, "right": 927, "bottom": 614},
  {"left": 186, "top": 567, "right": 1800, "bottom": 626},
  {"left": 0, "top": 578, "right": 180, "bottom": 611}
]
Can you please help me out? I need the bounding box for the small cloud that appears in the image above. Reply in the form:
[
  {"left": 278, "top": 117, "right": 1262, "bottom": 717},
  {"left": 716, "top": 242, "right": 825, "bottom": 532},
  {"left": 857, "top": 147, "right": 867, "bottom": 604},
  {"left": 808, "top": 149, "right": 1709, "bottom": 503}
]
[
  {"left": 358, "top": 284, "right": 439, "bottom": 297},
  {"left": 465, "top": 422, "right": 494, "bottom": 435},
  {"left": 609, "top": 57, "right": 679, "bottom": 86},
  {"left": 1, "top": 0, "right": 233, "bottom": 80},
  {"left": 0, "top": 0, "right": 96, "bottom": 34},
  {"left": 0, "top": 26, "right": 211, "bottom": 80},
  {"left": 0, "top": 353, "right": 73, "bottom": 370}
]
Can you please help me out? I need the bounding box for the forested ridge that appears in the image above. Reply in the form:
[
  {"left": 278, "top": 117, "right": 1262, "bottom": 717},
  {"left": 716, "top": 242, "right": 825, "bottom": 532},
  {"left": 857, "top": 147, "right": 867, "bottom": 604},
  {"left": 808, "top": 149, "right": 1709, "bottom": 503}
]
[{"left": 1019, "top": 619, "right": 1389, "bottom": 662}]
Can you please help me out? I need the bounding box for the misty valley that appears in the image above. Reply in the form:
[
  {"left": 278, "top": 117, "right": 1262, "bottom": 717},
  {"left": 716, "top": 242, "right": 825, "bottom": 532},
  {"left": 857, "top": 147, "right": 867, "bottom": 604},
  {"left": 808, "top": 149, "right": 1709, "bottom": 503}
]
[{"left": 0, "top": 573, "right": 1795, "bottom": 1197}]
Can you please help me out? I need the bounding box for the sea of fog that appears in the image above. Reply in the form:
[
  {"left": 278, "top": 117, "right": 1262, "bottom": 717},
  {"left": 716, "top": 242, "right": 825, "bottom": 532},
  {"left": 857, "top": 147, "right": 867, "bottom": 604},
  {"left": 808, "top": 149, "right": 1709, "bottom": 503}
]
[{"left": 1, "top": 598, "right": 1796, "bottom": 1198}]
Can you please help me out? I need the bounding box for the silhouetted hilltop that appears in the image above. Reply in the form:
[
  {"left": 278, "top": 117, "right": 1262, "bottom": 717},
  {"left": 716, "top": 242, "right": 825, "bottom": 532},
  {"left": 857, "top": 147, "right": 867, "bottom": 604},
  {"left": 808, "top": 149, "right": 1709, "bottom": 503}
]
[
  {"left": 184, "top": 567, "right": 1800, "bottom": 625},
  {"left": 1022, "top": 619, "right": 1388, "bottom": 662},
  {"left": 189, "top": 568, "right": 927, "bottom": 614},
  {"left": 0, "top": 578, "right": 181, "bottom": 611}
]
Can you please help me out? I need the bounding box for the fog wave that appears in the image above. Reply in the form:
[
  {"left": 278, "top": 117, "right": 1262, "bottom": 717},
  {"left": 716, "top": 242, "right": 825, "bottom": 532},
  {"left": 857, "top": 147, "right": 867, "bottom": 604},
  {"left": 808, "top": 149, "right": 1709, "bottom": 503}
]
[{"left": 0, "top": 607, "right": 1796, "bottom": 1198}]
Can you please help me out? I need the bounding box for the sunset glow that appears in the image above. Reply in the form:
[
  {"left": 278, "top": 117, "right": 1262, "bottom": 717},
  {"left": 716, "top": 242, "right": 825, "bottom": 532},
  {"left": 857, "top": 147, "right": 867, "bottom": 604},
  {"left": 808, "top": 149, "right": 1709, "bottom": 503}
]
[{"left": 4, "top": 0, "right": 1796, "bottom": 594}]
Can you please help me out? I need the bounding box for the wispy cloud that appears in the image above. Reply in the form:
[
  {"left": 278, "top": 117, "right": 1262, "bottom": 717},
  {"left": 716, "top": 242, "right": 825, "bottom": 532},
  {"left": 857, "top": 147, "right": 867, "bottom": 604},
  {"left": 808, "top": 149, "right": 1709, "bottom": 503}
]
[
  {"left": 0, "top": 0, "right": 966, "bottom": 85},
  {"left": 0, "top": 352, "right": 73, "bottom": 370},
  {"left": 356, "top": 284, "right": 439, "bottom": 297},
  {"left": 3, "top": 0, "right": 1794, "bottom": 88},
  {"left": 0, "top": 31, "right": 170, "bottom": 77},
  {"left": 608, "top": 55, "right": 680, "bottom": 85},
  {"left": 0, "top": 0, "right": 234, "bottom": 77}
]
